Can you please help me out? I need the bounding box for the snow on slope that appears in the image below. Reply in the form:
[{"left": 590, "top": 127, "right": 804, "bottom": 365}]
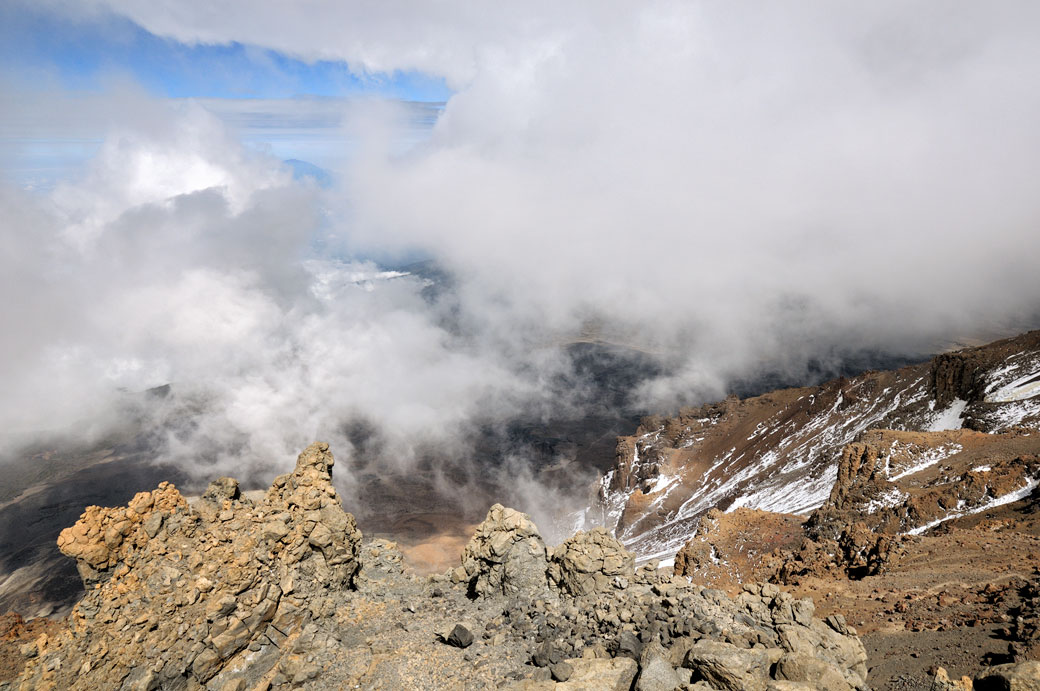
[{"left": 592, "top": 331, "right": 1040, "bottom": 563}]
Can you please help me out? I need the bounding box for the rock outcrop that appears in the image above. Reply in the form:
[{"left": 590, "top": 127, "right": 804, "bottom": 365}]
[
  {"left": 595, "top": 329, "right": 1040, "bottom": 561},
  {"left": 16, "top": 442, "right": 362, "bottom": 690},
  {"left": 13, "top": 450, "right": 873, "bottom": 689}
]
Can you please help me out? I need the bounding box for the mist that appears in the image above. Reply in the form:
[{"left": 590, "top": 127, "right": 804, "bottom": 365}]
[{"left": 3, "top": 2, "right": 1040, "bottom": 534}]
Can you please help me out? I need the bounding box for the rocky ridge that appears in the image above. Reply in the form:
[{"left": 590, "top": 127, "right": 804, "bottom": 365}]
[
  {"left": 594, "top": 330, "right": 1040, "bottom": 562},
  {"left": 10, "top": 442, "right": 874, "bottom": 690}
]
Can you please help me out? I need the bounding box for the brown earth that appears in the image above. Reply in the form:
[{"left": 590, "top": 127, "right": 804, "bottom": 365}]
[{"left": 0, "top": 613, "right": 62, "bottom": 684}]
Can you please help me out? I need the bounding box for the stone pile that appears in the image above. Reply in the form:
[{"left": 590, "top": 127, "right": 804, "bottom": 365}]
[{"left": 453, "top": 505, "right": 869, "bottom": 691}]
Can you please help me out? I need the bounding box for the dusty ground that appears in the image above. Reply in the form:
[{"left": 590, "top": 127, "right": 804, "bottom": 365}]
[{"left": 367, "top": 511, "right": 479, "bottom": 576}]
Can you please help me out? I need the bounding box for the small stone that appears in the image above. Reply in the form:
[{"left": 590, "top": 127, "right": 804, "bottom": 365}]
[
  {"left": 532, "top": 641, "right": 561, "bottom": 667},
  {"left": 551, "top": 661, "right": 574, "bottom": 682},
  {"left": 446, "top": 623, "right": 474, "bottom": 648}
]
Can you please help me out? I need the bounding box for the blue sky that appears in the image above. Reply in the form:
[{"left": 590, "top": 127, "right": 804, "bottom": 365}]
[
  {"left": 0, "top": 3, "right": 451, "bottom": 101},
  {"left": 0, "top": 3, "right": 449, "bottom": 188}
]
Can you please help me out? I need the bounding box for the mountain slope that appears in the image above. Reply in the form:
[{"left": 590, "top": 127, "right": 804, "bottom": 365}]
[{"left": 592, "top": 330, "right": 1040, "bottom": 562}]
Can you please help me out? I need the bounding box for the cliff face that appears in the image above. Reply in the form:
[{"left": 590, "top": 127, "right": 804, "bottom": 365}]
[{"left": 594, "top": 330, "right": 1040, "bottom": 561}]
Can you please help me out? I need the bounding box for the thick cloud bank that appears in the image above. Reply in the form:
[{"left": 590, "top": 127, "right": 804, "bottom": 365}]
[{"left": 4, "top": 2, "right": 1040, "bottom": 521}]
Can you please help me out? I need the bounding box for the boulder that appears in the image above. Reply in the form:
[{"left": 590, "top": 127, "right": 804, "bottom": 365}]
[
  {"left": 636, "top": 654, "right": 685, "bottom": 691},
  {"left": 682, "top": 639, "right": 772, "bottom": 691},
  {"left": 554, "top": 657, "right": 638, "bottom": 691},
  {"left": 548, "top": 527, "right": 635, "bottom": 596},
  {"left": 773, "top": 652, "right": 853, "bottom": 691},
  {"left": 456, "top": 504, "right": 550, "bottom": 598},
  {"left": 975, "top": 661, "right": 1040, "bottom": 691}
]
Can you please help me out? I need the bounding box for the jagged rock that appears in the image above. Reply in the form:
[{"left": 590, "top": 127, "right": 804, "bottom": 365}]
[
  {"left": 548, "top": 527, "right": 635, "bottom": 597},
  {"left": 931, "top": 666, "right": 973, "bottom": 690},
  {"left": 635, "top": 653, "right": 685, "bottom": 691},
  {"left": 446, "top": 623, "right": 474, "bottom": 648},
  {"left": 16, "top": 442, "right": 875, "bottom": 690},
  {"left": 455, "top": 504, "right": 550, "bottom": 598},
  {"left": 18, "top": 442, "right": 362, "bottom": 690},
  {"left": 202, "top": 476, "right": 240, "bottom": 503},
  {"left": 975, "top": 661, "right": 1040, "bottom": 690},
  {"left": 55, "top": 481, "right": 188, "bottom": 585}
]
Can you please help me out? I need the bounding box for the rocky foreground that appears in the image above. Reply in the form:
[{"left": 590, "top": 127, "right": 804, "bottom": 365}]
[{"left": 7, "top": 442, "right": 876, "bottom": 690}]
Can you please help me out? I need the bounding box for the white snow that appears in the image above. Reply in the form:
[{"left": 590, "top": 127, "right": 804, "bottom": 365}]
[
  {"left": 887, "top": 443, "right": 963, "bottom": 481},
  {"left": 987, "top": 399, "right": 1040, "bottom": 432},
  {"left": 907, "top": 478, "right": 1039, "bottom": 535},
  {"left": 864, "top": 488, "right": 908, "bottom": 514},
  {"left": 973, "top": 465, "right": 992, "bottom": 473},
  {"left": 986, "top": 371, "right": 1040, "bottom": 403},
  {"left": 927, "top": 399, "right": 968, "bottom": 431},
  {"left": 647, "top": 474, "right": 680, "bottom": 495}
]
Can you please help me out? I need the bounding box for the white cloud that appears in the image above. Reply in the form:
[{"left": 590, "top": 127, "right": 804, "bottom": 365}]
[{"left": 3, "top": 2, "right": 1040, "bottom": 518}]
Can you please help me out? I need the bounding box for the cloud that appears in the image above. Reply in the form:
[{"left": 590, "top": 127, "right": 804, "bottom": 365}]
[{"left": 3, "top": 3, "right": 1040, "bottom": 529}]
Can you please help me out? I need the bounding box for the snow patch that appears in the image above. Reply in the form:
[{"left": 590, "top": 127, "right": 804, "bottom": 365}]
[
  {"left": 887, "top": 443, "right": 963, "bottom": 481},
  {"left": 864, "top": 487, "right": 908, "bottom": 514},
  {"left": 647, "top": 474, "right": 680, "bottom": 495},
  {"left": 927, "top": 399, "right": 967, "bottom": 431},
  {"left": 986, "top": 371, "right": 1040, "bottom": 403},
  {"left": 907, "top": 478, "right": 1039, "bottom": 535}
]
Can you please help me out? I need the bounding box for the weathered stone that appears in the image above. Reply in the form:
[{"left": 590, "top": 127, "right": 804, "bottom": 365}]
[
  {"left": 554, "top": 657, "right": 638, "bottom": 691},
  {"left": 201, "top": 477, "right": 240, "bottom": 504},
  {"left": 458, "top": 504, "right": 550, "bottom": 598},
  {"left": 683, "top": 639, "right": 771, "bottom": 691},
  {"left": 975, "top": 661, "right": 1040, "bottom": 691},
  {"left": 635, "top": 654, "right": 684, "bottom": 691},
  {"left": 548, "top": 527, "right": 635, "bottom": 597},
  {"left": 551, "top": 661, "right": 574, "bottom": 682},
  {"left": 773, "top": 652, "right": 853, "bottom": 691},
  {"left": 446, "top": 623, "right": 475, "bottom": 649}
]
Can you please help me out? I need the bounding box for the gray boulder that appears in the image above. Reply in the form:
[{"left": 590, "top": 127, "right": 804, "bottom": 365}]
[{"left": 454, "top": 504, "right": 550, "bottom": 598}]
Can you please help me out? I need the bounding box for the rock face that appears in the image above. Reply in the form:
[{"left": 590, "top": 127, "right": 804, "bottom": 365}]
[{"left": 17, "top": 442, "right": 362, "bottom": 690}]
